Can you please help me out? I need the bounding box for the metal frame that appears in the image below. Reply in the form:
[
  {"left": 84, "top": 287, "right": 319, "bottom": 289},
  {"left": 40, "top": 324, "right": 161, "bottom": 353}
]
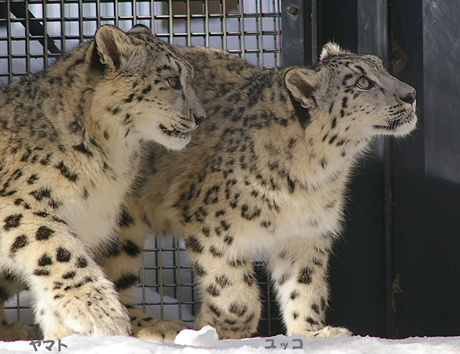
[
  {"left": 0, "top": 1, "right": 282, "bottom": 84},
  {"left": 280, "top": 0, "right": 317, "bottom": 67},
  {"left": 356, "top": 0, "right": 392, "bottom": 338},
  {"left": 0, "top": 0, "right": 283, "bottom": 337}
]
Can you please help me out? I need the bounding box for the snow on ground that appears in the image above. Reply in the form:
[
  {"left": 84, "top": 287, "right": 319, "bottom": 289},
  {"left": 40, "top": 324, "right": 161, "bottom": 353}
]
[
  {"left": 3, "top": 289, "right": 460, "bottom": 353},
  {"left": 1, "top": 325, "right": 460, "bottom": 354}
]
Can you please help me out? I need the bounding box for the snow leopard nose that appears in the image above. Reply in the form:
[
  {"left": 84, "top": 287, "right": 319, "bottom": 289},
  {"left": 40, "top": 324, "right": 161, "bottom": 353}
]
[{"left": 400, "top": 90, "right": 416, "bottom": 105}]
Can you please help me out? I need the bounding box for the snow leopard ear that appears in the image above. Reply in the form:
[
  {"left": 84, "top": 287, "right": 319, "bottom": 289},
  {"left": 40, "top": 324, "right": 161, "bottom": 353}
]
[
  {"left": 285, "top": 67, "right": 321, "bottom": 108},
  {"left": 320, "top": 42, "right": 348, "bottom": 60},
  {"left": 94, "top": 25, "right": 135, "bottom": 71},
  {"left": 129, "top": 24, "right": 154, "bottom": 37}
]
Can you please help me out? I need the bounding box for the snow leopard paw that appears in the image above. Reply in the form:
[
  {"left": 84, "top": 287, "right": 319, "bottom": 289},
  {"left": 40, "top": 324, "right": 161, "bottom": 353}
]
[
  {"left": 37, "top": 277, "right": 131, "bottom": 338},
  {"left": 132, "top": 318, "right": 189, "bottom": 342},
  {"left": 0, "top": 321, "right": 36, "bottom": 341},
  {"left": 299, "top": 325, "right": 352, "bottom": 338}
]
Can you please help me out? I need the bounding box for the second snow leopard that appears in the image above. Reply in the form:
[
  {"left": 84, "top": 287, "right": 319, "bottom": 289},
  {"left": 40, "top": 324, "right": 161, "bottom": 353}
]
[
  {"left": 0, "top": 25, "right": 204, "bottom": 341},
  {"left": 113, "top": 43, "right": 417, "bottom": 339}
]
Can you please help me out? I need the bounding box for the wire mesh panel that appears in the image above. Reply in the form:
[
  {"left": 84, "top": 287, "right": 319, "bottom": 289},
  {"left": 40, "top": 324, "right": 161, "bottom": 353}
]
[
  {"left": 1, "top": 0, "right": 281, "bottom": 84},
  {"left": 0, "top": 0, "right": 283, "bottom": 336}
]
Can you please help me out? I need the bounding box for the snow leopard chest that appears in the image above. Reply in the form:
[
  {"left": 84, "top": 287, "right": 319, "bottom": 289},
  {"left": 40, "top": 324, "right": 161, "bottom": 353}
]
[
  {"left": 226, "top": 176, "right": 346, "bottom": 254},
  {"left": 55, "top": 154, "right": 140, "bottom": 250},
  {"left": 273, "top": 189, "right": 344, "bottom": 239},
  {"left": 63, "top": 178, "right": 129, "bottom": 249}
]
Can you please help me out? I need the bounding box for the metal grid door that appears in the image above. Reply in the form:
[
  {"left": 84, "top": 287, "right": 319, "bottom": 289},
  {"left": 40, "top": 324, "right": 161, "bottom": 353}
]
[
  {"left": 0, "top": 0, "right": 283, "bottom": 337},
  {"left": 1, "top": 1, "right": 281, "bottom": 84}
]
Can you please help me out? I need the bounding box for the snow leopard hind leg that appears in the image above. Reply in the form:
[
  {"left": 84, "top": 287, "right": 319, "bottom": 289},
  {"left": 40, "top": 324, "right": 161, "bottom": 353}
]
[
  {"left": 186, "top": 233, "right": 261, "bottom": 339},
  {"left": 105, "top": 197, "right": 262, "bottom": 341},
  {"left": 98, "top": 199, "right": 188, "bottom": 343}
]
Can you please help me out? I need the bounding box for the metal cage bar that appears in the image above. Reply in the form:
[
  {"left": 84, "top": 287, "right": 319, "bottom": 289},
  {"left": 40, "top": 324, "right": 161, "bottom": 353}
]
[{"left": 0, "top": 0, "right": 283, "bottom": 336}]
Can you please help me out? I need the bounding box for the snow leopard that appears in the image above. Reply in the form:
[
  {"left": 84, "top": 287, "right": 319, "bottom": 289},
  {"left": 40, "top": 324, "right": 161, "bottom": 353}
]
[
  {"left": 108, "top": 43, "right": 417, "bottom": 340},
  {"left": 0, "top": 24, "right": 205, "bottom": 341}
]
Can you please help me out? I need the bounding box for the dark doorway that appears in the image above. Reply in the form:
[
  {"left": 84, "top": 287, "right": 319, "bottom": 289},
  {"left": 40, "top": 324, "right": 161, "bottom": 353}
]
[{"left": 282, "top": 0, "right": 460, "bottom": 338}]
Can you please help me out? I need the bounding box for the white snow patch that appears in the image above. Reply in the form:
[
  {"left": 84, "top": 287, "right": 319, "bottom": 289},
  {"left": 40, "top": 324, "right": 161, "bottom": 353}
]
[
  {"left": 1, "top": 333, "right": 460, "bottom": 354},
  {"left": 174, "top": 326, "right": 219, "bottom": 347}
]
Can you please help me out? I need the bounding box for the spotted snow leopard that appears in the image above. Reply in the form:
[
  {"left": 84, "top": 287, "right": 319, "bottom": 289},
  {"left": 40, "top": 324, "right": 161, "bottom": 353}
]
[
  {"left": 0, "top": 24, "right": 205, "bottom": 341},
  {"left": 107, "top": 42, "right": 417, "bottom": 341}
]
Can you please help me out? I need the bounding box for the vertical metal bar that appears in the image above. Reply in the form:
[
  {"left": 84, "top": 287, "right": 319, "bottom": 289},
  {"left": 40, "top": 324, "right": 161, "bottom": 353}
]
[
  {"left": 239, "top": 0, "right": 245, "bottom": 59},
  {"left": 258, "top": 0, "right": 263, "bottom": 67},
  {"left": 168, "top": 0, "right": 173, "bottom": 44},
  {"left": 141, "top": 251, "right": 146, "bottom": 314},
  {"left": 60, "top": 0, "right": 65, "bottom": 53},
  {"left": 15, "top": 294, "right": 20, "bottom": 322},
  {"left": 114, "top": 0, "right": 119, "bottom": 27},
  {"left": 6, "top": 0, "right": 13, "bottom": 83},
  {"left": 175, "top": 237, "right": 183, "bottom": 320},
  {"left": 222, "top": 0, "right": 227, "bottom": 51},
  {"left": 275, "top": 0, "right": 281, "bottom": 67},
  {"left": 186, "top": 0, "right": 191, "bottom": 46},
  {"left": 281, "top": 0, "right": 316, "bottom": 67},
  {"left": 204, "top": 0, "right": 209, "bottom": 48},
  {"left": 310, "top": 0, "right": 317, "bottom": 63},
  {"left": 133, "top": 0, "right": 137, "bottom": 25},
  {"left": 356, "top": 0, "right": 391, "bottom": 338},
  {"left": 96, "top": 0, "right": 101, "bottom": 28},
  {"left": 357, "top": 0, "right": 389, "bottom": 60},
  {"left": 158, "top": 238, "right": 164, "bottom": 320},
  {"left": 25, "top": 0, "right": 31, "bottom": 75},
  {"left": 150, "top": 0, "right": 155, "bottom": 35},
  {"left": 266, "top": 269, "right": 272, "bottom": 334},
  {"left": 43, "top": 0, "right": 49, "bottom": 67},
  {"left": 78, "top": 0, "right": 83, "bottom": 43}
]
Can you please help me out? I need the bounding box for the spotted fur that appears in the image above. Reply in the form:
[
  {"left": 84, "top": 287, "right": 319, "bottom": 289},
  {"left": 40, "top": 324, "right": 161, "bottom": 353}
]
[
  {"left": 0, "top": 25, "right": 204, "bottom": 341},
  {"left": 112, "top": 43, "right": 416, "bottom": 339}
]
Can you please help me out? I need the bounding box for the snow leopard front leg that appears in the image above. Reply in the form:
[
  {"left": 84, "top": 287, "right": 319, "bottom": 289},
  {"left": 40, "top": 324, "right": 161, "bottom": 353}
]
[
  {"left": 185, "top": 232, "right": 261, "bottom": 339},
  {"left": 0, "top": 207, "right": 130, "bottom": 339},
  {"left": 266, "top": 237, "right": 351, "bottom": 338},
  {"left": 99, "top": 200, "right": 188, "bottom": 342}
]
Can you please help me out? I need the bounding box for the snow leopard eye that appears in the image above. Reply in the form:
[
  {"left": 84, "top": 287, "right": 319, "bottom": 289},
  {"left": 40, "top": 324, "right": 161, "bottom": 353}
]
[
  {"left": 167, "top": 77, "right": 182, "bottom": 90},
  {"left": 355, "top": 76, "right": 374, "bottom": 90}
]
